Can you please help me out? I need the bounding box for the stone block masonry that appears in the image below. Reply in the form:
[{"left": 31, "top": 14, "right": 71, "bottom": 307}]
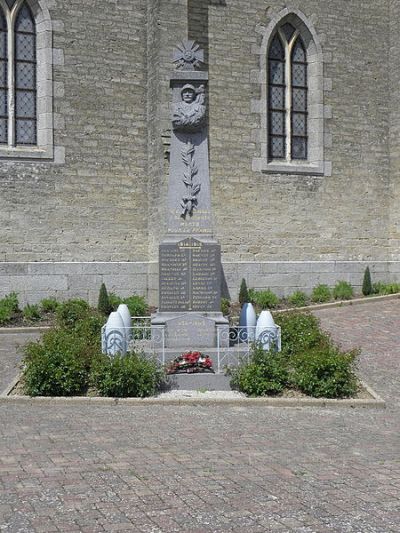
[
  {"left": 0, "top": 262, "right": 152, "bottom": 307},
  {"left": 0, "top": 0, "right": 149, "bottom": 263},
  {"left": 1, "top": 260, "right": 399, "bottom": 307},
  {"left": 1, "top": 0, "right": 399, "bottom": 304}
]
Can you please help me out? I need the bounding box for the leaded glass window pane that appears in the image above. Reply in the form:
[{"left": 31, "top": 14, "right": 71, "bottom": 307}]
[
  {"left": 0, "top": 89, "right": 6, "bottom": 115},
  {"left": 0, "top": 11, "right": 6, "bottom": 58},
  {"left": 269, "top": 60, "right": 284, "bottom": 85},
  {"left": 268, "top": 35, "right": 284, "bottom": 61},
  {"left": 281, "top": 22, "right": 296, "bottom": 42},
  {"left": 16, "top": 90, "right": 35, "bottom": 117},
  {"left": 269, "top": 86, "right": 285, "bottom": 110},
  {"left": 15, "top": 2, "right": 36, "bottom": 145},
  {"left": 0, "top": 118, "right": 6, "bottom": 142},
  {"left": 292, "top": 40, "right": 306, "bottom": 62},
  {"left": 16, "top": 62, "right": 35, "bottom": 89},
  {"left": 15, "top": 5, "right": 34, "bottom": 32},
  {"left": 15, "top": 33, "right": 35, "bottom": 61},
  {"left": 292, "top": 112, "right": 307, "bottom": 136},
  {"left": 16, "top": 119, "right": 35, "bottom": 143},
  {"left": 270, "top": 111, "right": 284, "bottom": 135},
  {"left": 292, "top": 137, "right": 307, "bottom": 160},
  {"left": 6, "top": 0, "right": 18, "bottom": 9},
  {"left": 292, "top": 88, "right": 307, "bottom": 112},
  {"left": 269, "top": 136, "right": 285, "bottom": 159},
  {"left": 0, "top": 54, "right": 6, "bottom": 86},
  {"left": 292, "top": 63, "right": 307, "bottom": 87},
  {"left": 0, "top": 8, "right": 7, "bottom": 144}
]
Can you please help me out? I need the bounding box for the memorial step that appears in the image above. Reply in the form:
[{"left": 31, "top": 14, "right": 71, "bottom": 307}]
[{"left": 165, "top": 372, "right": 232, "bottom": 391}]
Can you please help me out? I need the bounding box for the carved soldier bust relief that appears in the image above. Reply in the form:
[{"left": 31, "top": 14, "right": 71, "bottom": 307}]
[{"left": 172, "top": 84, "right": 207, "bottom": 133}]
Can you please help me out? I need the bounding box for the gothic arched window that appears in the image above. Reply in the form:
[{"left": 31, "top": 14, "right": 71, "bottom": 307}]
[
  {"left": 268, "top": 22, "right": 308, "bottom": 161},
  {"left": 0, "top": 0, "right": 52, "bottom": 158},
  {"left": 254, "top": 9, "right": 326, "bottom": 176}
]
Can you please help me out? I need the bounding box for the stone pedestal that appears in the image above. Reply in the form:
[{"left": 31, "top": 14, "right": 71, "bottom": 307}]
[
  {"left": 153, "top": 235, "right": 229, "bottom": 349},
  {"left": 152, "top": 311, "right": 229, "bottom": 349}
]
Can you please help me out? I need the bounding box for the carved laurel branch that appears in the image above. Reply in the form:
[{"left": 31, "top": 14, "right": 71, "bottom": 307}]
[{"left": 181, "top": 141, "right": 201, "bottom": 218}]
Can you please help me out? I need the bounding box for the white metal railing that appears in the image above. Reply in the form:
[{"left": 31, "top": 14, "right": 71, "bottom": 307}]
[
  {"left": 102, "top": 320, "right": 281, "bottom": 374},
  {"left": 216, "top": 325, "right": 281, "bottom": 372}
]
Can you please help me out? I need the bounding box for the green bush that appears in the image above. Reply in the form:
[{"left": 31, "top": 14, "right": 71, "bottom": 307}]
[
  {"left": 23, "top": 329, "right": 93, "bottom": 396},
  {"left": 221, "top": 298, "right": 230, "bottom": 316},
  {"left": 106, "top": 292, "right": 148, "bottom": 315},
  {"left": 23, "top": 305, "right": 105, "bottom": 397},
  {"left": 90, "top": 353, "right": 163, "bottom": 398},
  {"left": 333, "top": 280, "right": 354, "bottom": 300},
  {"left": 108, "top": 292, "right": 122, "bottom": 310},
  {"left": 0, "top": 292, "right": 20, "bottom": 325},
  {"left": 288, "top": 291, "right": 308, "bottom": 308},
  {"left": 56, "top": 299, "right": 91, "bottom": 329},
  {"left": 252, "top": 289, "right": 280, "bottom": 310},
  {"left": 230, "top": 344, "right": 288, "bottom": 396},
  {"left": 23, "top": 304, "right": 41, "bottom": 322},
  {"left": 311, "top": 284, "right": 332, "bottom": 303},
  {"left": 372, "top": 282, "right": 400, "bottom": 295},
  {"left": 362, "top": 267, "right": 372, "bottom": 296},
  {"left": 292, "top": 347, "right": 359, "bottom": 398},
  {"left": 239, "top": 278, "right": 249, "bottom": 305},
  {"left": 274, "top": 311, "right": 328, "bottom": 357},
  {"left": 248, "top": 288, "right": 257, "bottom": 305},
  {"left": 123, "top": 295, "right": 148, "bottom": 316},
  {"left": 98, "top": 283, "right": 112, "bottom": 316},
  {"left": 73, "top": 312, "right": 105, "bottom": 345},
  {"left": 40, "top": 298, "right": 59, "bottom": 313},
  {"left": 372, "top": 282, "right": 384, "bottom": 294}
]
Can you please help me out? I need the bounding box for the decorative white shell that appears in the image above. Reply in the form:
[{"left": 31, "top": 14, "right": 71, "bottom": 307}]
[
  {"left": 104, "top": 312, "right": 127, "bottom": 356},
  {"left": 256, "top": 311, "right": 277, "bottom": 350},
  {"left": 239, "top": 303, "right": 257, "bottom": 342},
  {"left": 239, "top": 303, "right": 257, "bottom": 327},
  {"left": 117, "top": 304, "right": 132, "bottom": 340}
]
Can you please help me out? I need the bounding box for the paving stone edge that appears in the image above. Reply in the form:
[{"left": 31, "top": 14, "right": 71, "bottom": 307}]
[{"left": 0, "top": 377, "right": 386, "bottom": 409}]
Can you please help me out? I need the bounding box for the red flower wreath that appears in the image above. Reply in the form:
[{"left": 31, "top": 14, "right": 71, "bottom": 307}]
[{"left": 166, "top": 351, "right": 214, "bottom": 374}]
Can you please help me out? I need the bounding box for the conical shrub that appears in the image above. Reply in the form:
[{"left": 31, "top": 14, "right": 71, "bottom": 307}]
[
  {"left": 362, "top": 267, "right": 372, "bottom": 296},
  {"left": 98, "top": 283, "right": 112, "bottom": 315},
  {"left": 239, "top": 278, "right": 249, "bottom": 305}
]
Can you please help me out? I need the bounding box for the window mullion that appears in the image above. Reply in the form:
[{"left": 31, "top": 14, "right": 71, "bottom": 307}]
[{"left": 284, "top": 42, "right": 291, "bottom": 162}]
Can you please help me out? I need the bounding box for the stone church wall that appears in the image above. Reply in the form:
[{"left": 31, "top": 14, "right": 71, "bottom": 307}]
[
  {"left": 0, "top": 0, "right": 398, "bottom": 306},
  {"left": 389, "top": 0, "right": 400, "bottom": 263}
]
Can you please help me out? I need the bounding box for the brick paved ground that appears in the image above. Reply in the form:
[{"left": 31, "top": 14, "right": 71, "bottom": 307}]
[
  {"left": 0, "top": 332, "right": 38, "bottom": 392},
  {"left": 0, "top": 300, "right": 399, "bottom": 532}
]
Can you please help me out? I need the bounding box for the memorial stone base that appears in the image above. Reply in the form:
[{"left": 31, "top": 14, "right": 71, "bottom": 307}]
[
  {"left": 152, "top": 234, "right": 229, "bottom": 349},
  {"left": 151, "top": 311, "right": 229, "bottom": 349}
]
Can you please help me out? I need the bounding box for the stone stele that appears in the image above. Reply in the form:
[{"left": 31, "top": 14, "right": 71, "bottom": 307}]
[{"left": 152, "top": 40, "right": 228, "bottom": 350}]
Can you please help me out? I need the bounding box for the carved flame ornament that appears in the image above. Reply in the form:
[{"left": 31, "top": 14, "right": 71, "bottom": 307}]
[
  {"left": 181, "top": 141, "right": 201, "bottom": 218},
  {"left": 173, "top": 40, "right": 204, "bottom": 71}
]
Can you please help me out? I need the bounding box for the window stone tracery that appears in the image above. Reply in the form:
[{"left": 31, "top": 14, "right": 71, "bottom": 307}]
[
  {"left": 253, "top": 8, "right": 329, "bottom": 176},
  {"left": 0, "top": 0, "right": 52, "bottom": 159}
]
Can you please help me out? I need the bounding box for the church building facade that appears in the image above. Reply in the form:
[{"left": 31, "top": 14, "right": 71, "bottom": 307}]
[{"left": 1, "top": 0, "right": 399, "bottom": 305}]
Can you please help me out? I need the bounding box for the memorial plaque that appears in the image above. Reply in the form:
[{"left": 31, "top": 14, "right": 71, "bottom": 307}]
[
  {"left": 165, "top": 314, "right": 217, "bottom": 348},
  {"left": 159, "top": 237, "right": 221, "bottom": 312}
]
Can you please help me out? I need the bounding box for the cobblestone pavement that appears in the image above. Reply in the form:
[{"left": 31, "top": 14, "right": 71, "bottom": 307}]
[{"left": 0, "top": 301, "right": 399, "bottom": 532}]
